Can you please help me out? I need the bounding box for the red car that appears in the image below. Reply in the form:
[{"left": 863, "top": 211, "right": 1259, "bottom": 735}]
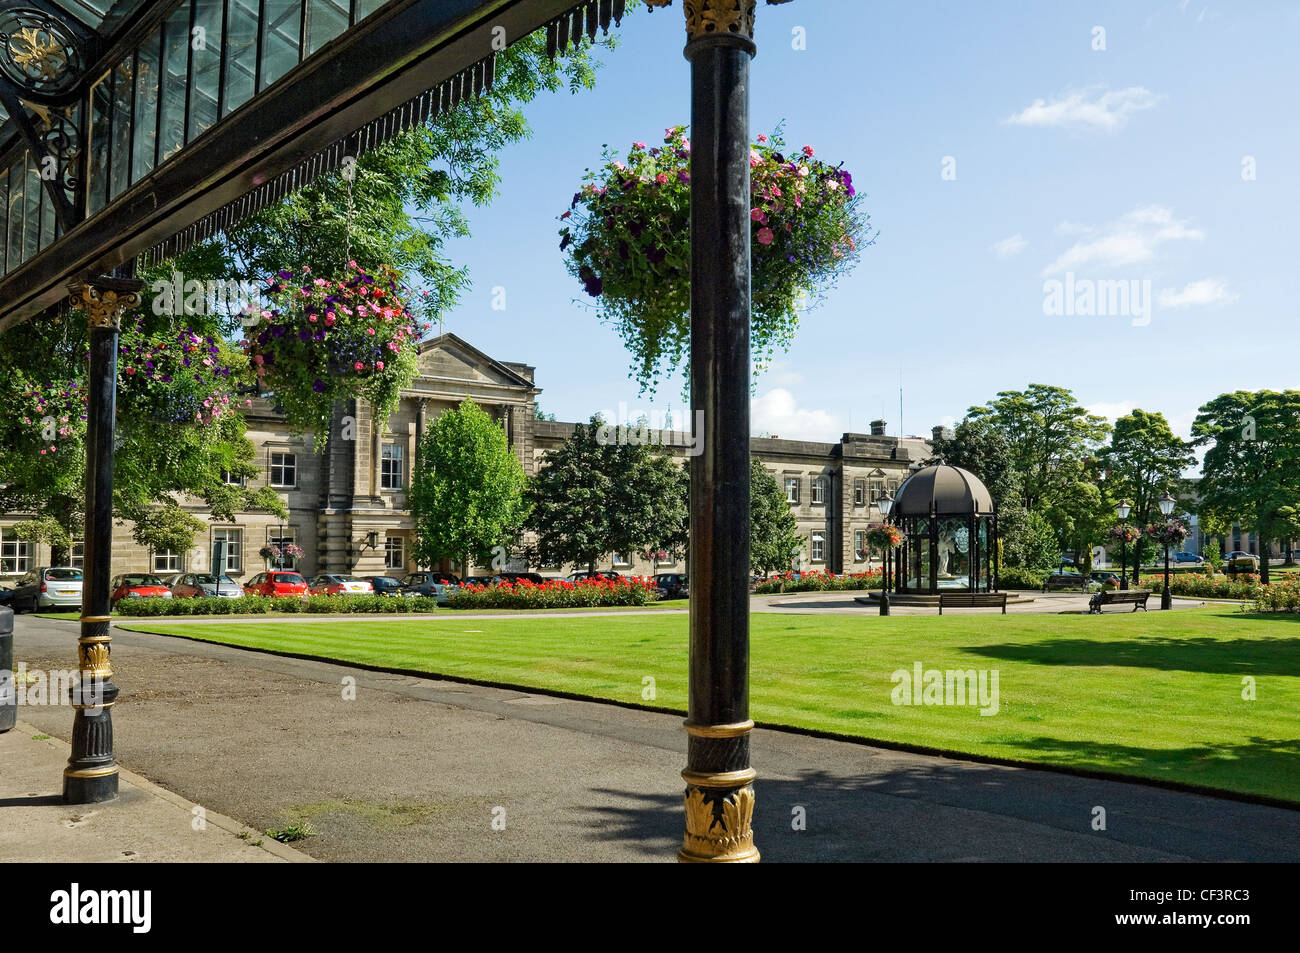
[
  {"left": 308, "top": 573, "right": 374, "bottom": 595},
  {"left": 110, "top": 573, "right": 174, "bottom": 606},
  {"left": 243, "top": 571, "right": 309, "bottom": 597}
]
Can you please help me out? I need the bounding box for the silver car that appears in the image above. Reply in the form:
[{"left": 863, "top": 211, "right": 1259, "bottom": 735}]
[
  {"left": 10, "top": 566, "right": 83, "bottom": 612},
  {"left": 171, "top": 572, "right": 243, "bottom": 599}
]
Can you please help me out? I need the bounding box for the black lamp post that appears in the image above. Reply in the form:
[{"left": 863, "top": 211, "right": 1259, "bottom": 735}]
[
  {"left": 1159, "top": 491, "right": 1176, "bottom": 610},
  {"left": 878, "top": 492, "right": 894, "bottom": 616},
  {"left": 1116, "top": 499, "right": 1131, "bottom": 590}
]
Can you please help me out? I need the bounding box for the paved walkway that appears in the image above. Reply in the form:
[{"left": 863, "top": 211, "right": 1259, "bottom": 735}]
[
  {"left": 7, "top": 613, "right": 1297, "bottom": 862},
  {"left": 0, "top": 718, "right": 309, "bottom": 863}
]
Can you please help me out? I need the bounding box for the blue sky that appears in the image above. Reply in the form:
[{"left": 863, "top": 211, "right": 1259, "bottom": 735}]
[{"left": 436, "top": 0, "right": 1299, "bottom": 445}]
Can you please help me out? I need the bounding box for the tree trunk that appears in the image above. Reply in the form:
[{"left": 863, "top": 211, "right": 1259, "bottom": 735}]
[{"left": 1259, "top": 537, "right": 1270, "bottom": 585}]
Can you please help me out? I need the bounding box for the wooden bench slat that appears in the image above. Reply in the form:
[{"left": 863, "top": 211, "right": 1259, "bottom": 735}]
[{"left": 938, "top": 592, "right": 1008, "bottom": 614}]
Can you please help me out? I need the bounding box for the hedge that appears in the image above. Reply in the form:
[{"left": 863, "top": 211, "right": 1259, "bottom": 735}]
[
  {"left": 111, "top": 594, "right": 440, "bottom": 616},
  {"left": 753, "top": 570, "right": 883, "bottom": 595},
  {"left": 447, "top": 577, "right": 658, "bottom": 610}
]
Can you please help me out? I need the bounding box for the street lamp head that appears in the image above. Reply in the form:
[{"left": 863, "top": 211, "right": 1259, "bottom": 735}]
[
  {"left": 878, "top": 492, "right": 894, "bottom": 518},
  {"left": 1116, "top": 500, "right": 1131, "bottom": 520},
  {"left": 1158, "top": 492, "right": 1176, "bottom": 517}
]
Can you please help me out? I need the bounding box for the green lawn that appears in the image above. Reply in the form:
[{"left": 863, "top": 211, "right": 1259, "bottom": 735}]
[{"left": 120, "top": 606, "right": 1300, "bottom": 803}]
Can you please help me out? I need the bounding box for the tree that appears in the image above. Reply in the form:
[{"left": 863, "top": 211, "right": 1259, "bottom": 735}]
[
  {"left": 1097, "top": 409, "right": 1194, "bottom": 567},
  {"left": 0, "top": 308, "right": 286, "bottom": 561},
  {"left": 927, "top": 417, "right": 1022, "bottom": 507},
  {"left": 1192, "top": 390, "right": 1300, "bottom": 585},
  {"left": 409, "top": 399, "right": 530, "bottom": 573},
  {"left": 1045, "top": 479, "right": 1113, "bottom": 574},
  {"left": 999, "top": 508, "right": 1059, "bottom": 572},
  {"left": 965, "top": 384, "right": 1110, "bottom": 514},
  {"left": 749, "top": 459, "right": 801, "bottom": 578},
  {"left": 526, "top": 416, "right": 687, "bottom": 573}
]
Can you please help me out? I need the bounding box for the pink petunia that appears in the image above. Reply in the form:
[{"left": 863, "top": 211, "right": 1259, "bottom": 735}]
[
  {"left": 802, "top": 145, "right": 815, "bottom": 157},
  {"left": 757, "top": 227, "right": 775, "bottom": 245},
  {"left": 750, "top": 208, "right": 765, "bottom": 222},
  {"left": 376, "top": 361, "right": 384, "bottom": 371},
  {"left": 757, "top": 134, "right": 768, "bottom": 143},
  {"left": 354, "top": 362, "right": 364, "bottom": 370}
]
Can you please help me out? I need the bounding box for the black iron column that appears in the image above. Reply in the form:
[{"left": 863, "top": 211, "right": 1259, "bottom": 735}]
[
  {"left": 656, "top": 0, "right": 775, "bottom": 864},
  {"left": 64, "top": 278, "right": 141, "bottom": 804}
]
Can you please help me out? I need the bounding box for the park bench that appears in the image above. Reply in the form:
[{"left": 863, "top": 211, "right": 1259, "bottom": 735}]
[
  {"left": 938, "top": 592, "right": 1008, "bottom": 614},
  {"left": 1042, "top": 577, "right": 1087, "bottom": 592},
  {"left": 1088, "top": 589, "right": 1150, "bottom": 614}
]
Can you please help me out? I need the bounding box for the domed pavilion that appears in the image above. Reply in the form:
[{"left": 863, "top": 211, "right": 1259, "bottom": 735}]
[{"left": 882, "top": 462, "right": 999, "bottom": 594}]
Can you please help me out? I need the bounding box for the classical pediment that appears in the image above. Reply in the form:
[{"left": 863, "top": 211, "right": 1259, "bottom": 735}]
[{"left": 413, "top": 333, "right": 537, "bottom": 392}]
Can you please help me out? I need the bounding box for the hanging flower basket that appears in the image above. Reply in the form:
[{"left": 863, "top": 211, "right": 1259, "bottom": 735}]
[
  {"left": 260, "top": 544, "right": 304, "bottom": 563},
  {"left": 118, "top": 318, "right": 239, "bottom": 428},
  {"left": 244, "top": 262, "right": 426, "bottom": 439},
  {"left": 866, "top": 524, "right": 902, "bottom": 550},
  {"left": 1146, "top": 521, "right": 1190, "bottom": 548},
  {"left": 1107, "top": 523, "right": 1141, "bottom": 545},
  {"left": 560, "top": 125, "right": 873, "bottom": 392}
]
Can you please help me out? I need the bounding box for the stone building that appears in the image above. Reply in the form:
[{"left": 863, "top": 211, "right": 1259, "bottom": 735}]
[{"left": 1, "top": 334, "right": 929, "bottom": 583}]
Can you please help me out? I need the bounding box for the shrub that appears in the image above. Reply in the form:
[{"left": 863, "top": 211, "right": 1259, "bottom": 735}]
[
  {"left": 110, "top": 594, "right": 438, "bottom": 616},
  {"left": 448, "top": 576, "right": 658, "bottom": 610},
  {"left": 996, "top": 566, "right": 1045, "bottom": 590},
  {"left": 752, "top": 570, "right": 882, "bottom": 595},
  {"left": 1136, "top": 572, "right": 1264, "bottom": 601}
]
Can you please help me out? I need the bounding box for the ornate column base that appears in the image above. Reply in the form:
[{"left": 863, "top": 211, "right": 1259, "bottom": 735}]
[
  {"left": 63, "top": 618, "right": 118, "bottom": 803},
  {"left": 679, "top": 772, "right": 759, "bottom": 863}
]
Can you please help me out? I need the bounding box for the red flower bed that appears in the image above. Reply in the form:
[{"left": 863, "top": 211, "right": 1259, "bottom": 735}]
[{"left": 448, "top": 575, "right": 660, "bottom": 609}]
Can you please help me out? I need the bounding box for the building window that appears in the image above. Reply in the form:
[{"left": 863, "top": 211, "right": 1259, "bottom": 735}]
[
  {"left": 381, "top": 444, "right": 404, "bottom": 490},
  {"left": 870, "top": 478, "right": 885, "bottom": 504},
  {"left": 69, "top": 540, "right": 85, "bottom": 569},
  {"left": 213, "top": 529, "right": 243, "bottom": 574},
  {"left": 785, "top": 477, "right": 800, "bottom": 504},
  {"left": 887, "top": 478, "right": 900, "bottom": 495},
  {"left": 270, "top": 452, "right": 297, "bottom": 487},
  {"left": 220, "top": 469, "right": 244, "bottom": 486},
  {"left": 0, "top": 529, "right": 33, "bottom": 575},
  {"left": 613, "top": 553, "right": 632, "bottom": 568},
  {"left": 153, "top": 549, "right": 181, "bottom": 573},
  {"left": 385, "top": 535, "right": 404, "bottom": 571},
  {"left": 854, "top": 530, "right": 866, "bottom": 561},
  {"left": 811, "top": 533, "right": 826, "bottom": 563},
  {"left": 853, "top": 479, "right": 865, "bottom": 506},
  {"left": 811, "top": 476, "right": 826, "bottom": 504}
]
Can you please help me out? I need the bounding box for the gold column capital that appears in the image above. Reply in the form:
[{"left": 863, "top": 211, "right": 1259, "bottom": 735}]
[
  {"left": 68, "top": 276, "right": 144, "bottom": 331},
  {"left": 648, "top": 0, "right": 793, "bottom": 41}
]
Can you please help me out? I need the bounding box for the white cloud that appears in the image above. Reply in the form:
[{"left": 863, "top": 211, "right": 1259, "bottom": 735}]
[
  {"left": 992, "top": 234, "right": 1028, "bottom": 258},
  {"left": 1003, "top": 85, "right": 1162, "bottom": 133},
  {"left": 1040, "top": 204, "right": 1204, "bottom": 277},
  {"left": 752, "top": 389, "right": 842, "bottom": 442},
  {"left": 755, "top": 359, "right": 805, "bottom": 390},
  {"left": 1158, "top": 278, "right": 1236, "bottom": 309}
]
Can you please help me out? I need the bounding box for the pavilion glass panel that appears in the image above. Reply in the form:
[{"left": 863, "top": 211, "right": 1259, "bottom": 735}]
[
  {"left": 223, "top": 0, "right": 259, "bottom": 115},
  {"left": 132, "top": 27, "right": 163, "bottom": 182},
  {"left": 159, "top": 3, "right": 191, "bottom": 162},
  {"left": 306, "top": 0, "right": 349, "bottom": 55},
  {"left": 355, "top": 0, "right": 385, "bottom": 22},
  {"left": 260, "top": 0, "right": 304, "bottom": 91},
  {"left": 937, "top": 517, "right": 971, "bottom": 590},
  {"left": 6, "top": 158, "right": 23, "bottom": 270},
  {"left": 188, "top": 0, "right": 224, "bottom": 142},
  {"left": 39, "top": 169, "right": 56, "bottom": 250},
  {"left": 108, "top": 59, "right": 134, "bottom": 200},
  {"left": 88, "top": 75, "right": 112, "bottom": 215},
  {"left": 0, "top": 166, "right": 7, "bottom": 274},
  {"left": 21, "top": 153, "right": 40, "bottom": 261}
]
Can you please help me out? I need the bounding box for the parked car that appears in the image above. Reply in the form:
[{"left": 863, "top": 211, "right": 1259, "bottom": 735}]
[
  {"left": 399, "top": 571, "right": 461, "bottom": 604},
  {"left": 568, "top": 570, "right": 624, "bottom": 583},
  {"left": 1224, "top": 552, "right": 1260, "bottom": 572},
  {"left": 654, "top": 572, "right": 689, "bottom": 599},
  {"left": 110, "top": 573, "right": 174, "bottom": 606},
  {"left": 363, "top": 576, "right": 407, "bottom": 597},
  {"left": 1089, "top": 570, "right": 1121, "bottom": 588},
  {"left": 171, "top": 573, "right": 242, "bottom": 599},
  {"left": 461, "top": 575, "right": 495, "bottom": 588},
  {"left": 1171, "top": 552, "right": 1204, "bottom": 565},
  {"left": 155, "top": 572, "right": 184, "bottom": 590},
  {"left": 0, "top": 583, "right": 16, "bottom": 607},
  {"left": 497, "top": 572, "right": 546, "bottom": 585},
  {"left": 8, "top": 567, "right": 83, "bottom": 612},
  {"left": 309, "top": 574, "right": 375, "bottom": 596},
  {"left": 243, "top": 571, "right": 309, "bottom": 597}
]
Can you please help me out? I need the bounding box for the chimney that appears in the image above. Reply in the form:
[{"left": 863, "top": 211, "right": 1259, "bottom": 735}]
[
  {"left": 870, "top": 419, "right": 886, "bottom": 436},
  {"left": 932, "top": 425, "right": 952, "bottom": 442}
]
